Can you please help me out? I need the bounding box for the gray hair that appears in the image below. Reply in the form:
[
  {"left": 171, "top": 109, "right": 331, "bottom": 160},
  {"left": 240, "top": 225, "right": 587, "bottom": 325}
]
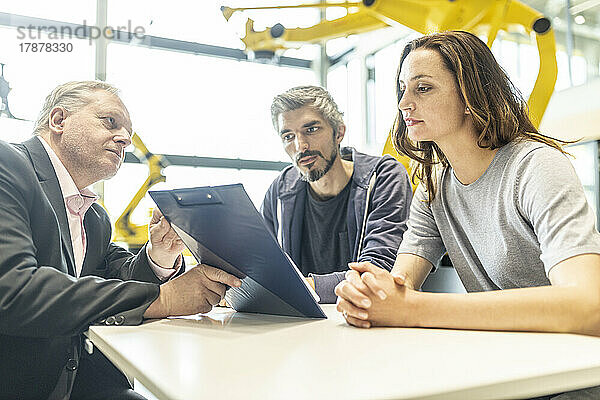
[
  {"left": 271, "top": 85, "right": 345, "bottom": 135},
  {"left": 33, "top": 80, "right": 120, "bottom": 136}
]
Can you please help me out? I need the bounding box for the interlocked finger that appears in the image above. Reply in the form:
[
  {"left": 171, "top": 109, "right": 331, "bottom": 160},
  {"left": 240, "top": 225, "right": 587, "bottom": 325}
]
[
  {"left": 345, "top": 269, "right": 370, "bottom": 294},
  {"left": 335, "top": 280, "right": 372, "bottom": 309},
  {"left": 345, "top": 315, "right": 371, "bottom": 329},
  {"left": 361, "top": 272, "right": 388, "bottom": 300},
  {"left": 336, "top": 298, "right": 369, "bottom": 321}
]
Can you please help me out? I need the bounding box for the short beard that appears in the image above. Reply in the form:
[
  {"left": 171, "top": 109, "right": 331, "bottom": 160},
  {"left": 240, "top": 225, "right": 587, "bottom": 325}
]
[{"left": 298, "top": 146, "right": 338, "bottom": 182}]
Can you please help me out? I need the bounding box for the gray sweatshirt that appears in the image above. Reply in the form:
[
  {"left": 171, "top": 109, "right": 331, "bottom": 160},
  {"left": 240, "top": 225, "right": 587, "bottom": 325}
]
[{"left": 399, "top": 139, "right": 600, "bottom": 291}]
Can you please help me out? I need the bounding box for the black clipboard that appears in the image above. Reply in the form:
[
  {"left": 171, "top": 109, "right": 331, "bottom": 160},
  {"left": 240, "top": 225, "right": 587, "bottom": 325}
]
[{"left": 149, "top": 184, "right": 326, "bottom": 319}]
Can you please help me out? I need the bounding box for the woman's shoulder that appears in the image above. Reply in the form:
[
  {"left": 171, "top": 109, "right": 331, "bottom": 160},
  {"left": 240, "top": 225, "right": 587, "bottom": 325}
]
[
  {"left": 505, "top": 139, "right": 578, "bottom": 200},
  {"left": 501, "top": 138, "right": 568, "bottom": 171}
]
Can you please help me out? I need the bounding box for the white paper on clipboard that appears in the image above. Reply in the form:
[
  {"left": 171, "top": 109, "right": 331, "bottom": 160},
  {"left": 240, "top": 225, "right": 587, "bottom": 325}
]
[{"left": 284, "top": 253, "right": 320, "bottom": 303}]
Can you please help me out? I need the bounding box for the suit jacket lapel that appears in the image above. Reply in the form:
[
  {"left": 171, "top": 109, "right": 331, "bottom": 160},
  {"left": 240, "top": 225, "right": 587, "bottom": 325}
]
[
  {"left": 81, "top": 205, "right": 104, "bottom": 276},
  {"left": 21, "top": 137, "right": 76, "bottom": 276}
]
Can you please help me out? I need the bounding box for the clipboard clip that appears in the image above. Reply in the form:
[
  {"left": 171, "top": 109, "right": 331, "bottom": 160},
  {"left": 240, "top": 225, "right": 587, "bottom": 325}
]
[{"left": 170, "top": 188, "right": 224, "bottom": 206}]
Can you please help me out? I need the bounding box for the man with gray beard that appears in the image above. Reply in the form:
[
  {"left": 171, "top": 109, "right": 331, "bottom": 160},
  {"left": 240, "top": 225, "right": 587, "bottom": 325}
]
[{"left": 261, "top": 86, "right": 413, "bottom": 303}]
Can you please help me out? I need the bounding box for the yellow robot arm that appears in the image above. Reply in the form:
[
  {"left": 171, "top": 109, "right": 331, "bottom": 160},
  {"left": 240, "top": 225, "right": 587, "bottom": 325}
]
[
  {"left": 239, "top": 11, "right": 387, "bottom": 53},
  {"left": 365, "top": 0, "right": 556, "bottom": 127},
  {"left": 224, "top": 0, "right": 557, "bottom": 182},
  {"left": 374, "top": 0, "right": 557, "bottom": 170},
  {"left": 503, "top": 0, "right": 557, "bottom": 128},
  {"left": 113, "top": 133, "right": 168, "bottom": 252}
]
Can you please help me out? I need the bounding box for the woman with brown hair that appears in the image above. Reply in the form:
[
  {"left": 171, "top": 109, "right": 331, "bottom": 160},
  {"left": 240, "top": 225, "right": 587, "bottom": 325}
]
[{"left": 335, "top": 30, "right": 600, "bottom": 341}]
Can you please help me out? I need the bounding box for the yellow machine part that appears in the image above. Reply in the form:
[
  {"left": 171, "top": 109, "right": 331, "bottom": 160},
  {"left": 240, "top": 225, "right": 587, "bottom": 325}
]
[
  {"left": 113, "top": 133, "right": 167, "bottom": 252},
  {"left": 225, "top": 0, "right": 557, "bottom": 183}
]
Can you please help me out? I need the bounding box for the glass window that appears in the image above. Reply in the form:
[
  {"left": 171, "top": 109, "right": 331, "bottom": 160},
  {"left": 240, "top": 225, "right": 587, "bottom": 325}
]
[
  {"left": 0, "top": 117, "right": 34, "bottom": 144},
  {"left": 102, "top": 163, "right": 150, "bottom": 224},
  {"left": 492, "top": 36, "right": 520, "bottom": 89},
  {"left": 556, "top": 51, "right": 587, "bottom": 91},
  {"left": 556, "top": 50, "right": 570, "bottom": 91},
  {"left": 0, "top": 25, "right": 94, "bottom": 142},
  {"left": 571, "top": 53, "right": 587, "bottom": 87},
  {"left": 2, "top": 0, "right": 95, "bottom": 24},
  {"left": 373, "top": 42, "right": 401, "bottom": 145},
  {"left": 516, "top": 42, "right": 539, "bottom": 99},
  {"left": 160, "top": 165, "right": 281, "bottom": 208},
  {"left": 104, "top": 40, "right": 316, "bottom": 223},
  {"left": 365, "top": 55, "right": 375, "bottom": 144},
  {"left": 107, "top": 0, "right": 319, "bottom": 48},
  {"left": 326, "top": 65, "right": 347, "bottom": 122},
  {"left": 106, "top": 42, "right": 317, "bottom": 162},
  {"left": 491, "top": 37, "right": 539, "bottom": 100},
  {"left": 327, "top": 63, "right": 363, "bottom": 149},
  {"left": 326, "top": 37, "right": 355, "bottom": 57},
  {"left": 283, "top": 45, "right": 320, "bottom": 60},
  {"left": 345, "top": 58, "right": 363, "bottom": 147},
  {"left": 103, "top": 163, "right": 282, "bottom": 224},
  {"left": 326, "top": 5, "right": 348, "bottom": 21}
]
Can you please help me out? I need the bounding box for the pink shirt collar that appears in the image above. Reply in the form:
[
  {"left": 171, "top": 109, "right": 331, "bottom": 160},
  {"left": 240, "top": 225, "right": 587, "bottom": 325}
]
[
  {"left": 37, "top": 136, "right": 179, "bottom": 279},
  {"left": 38, "top": 137, "right": 98, "bottom": 213}
]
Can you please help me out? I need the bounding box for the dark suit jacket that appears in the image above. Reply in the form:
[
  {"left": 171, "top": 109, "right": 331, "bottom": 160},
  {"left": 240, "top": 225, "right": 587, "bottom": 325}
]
[{"left": 0, "top": 137, "right": 165, "bottom": 399}]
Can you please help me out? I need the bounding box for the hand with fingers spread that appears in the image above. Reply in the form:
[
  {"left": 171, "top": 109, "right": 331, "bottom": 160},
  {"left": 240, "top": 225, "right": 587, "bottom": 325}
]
[
  {"left": 147, "top": 208, "right": 186, "bottom": 268},
  {"left": 334, "top": 261, "right": 418, "bottom": 328},
  {"left": 143, "top": 264, "right": 242, "bottom": 318}
]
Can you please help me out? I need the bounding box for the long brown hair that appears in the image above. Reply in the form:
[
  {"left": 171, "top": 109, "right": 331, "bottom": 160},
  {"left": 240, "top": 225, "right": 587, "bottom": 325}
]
[{"left": 392, "top": 31, "right": 570, "bottom": 203}]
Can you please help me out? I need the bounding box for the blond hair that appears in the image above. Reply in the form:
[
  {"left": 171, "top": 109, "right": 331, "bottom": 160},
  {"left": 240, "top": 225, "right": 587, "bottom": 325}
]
[{"left": 33, "top": 81, "right": 119, "bottom": 136}]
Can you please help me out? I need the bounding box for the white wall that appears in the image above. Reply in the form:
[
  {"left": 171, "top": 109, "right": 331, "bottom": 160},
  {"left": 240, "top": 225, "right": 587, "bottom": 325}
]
[{"left": 540, "top": 77, "right": 600, "bottom": 141}]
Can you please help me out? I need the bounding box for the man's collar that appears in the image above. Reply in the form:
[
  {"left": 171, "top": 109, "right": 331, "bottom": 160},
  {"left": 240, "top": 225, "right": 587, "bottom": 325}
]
[{"left": 38, "top": 136, "right": 97, "bottom": 200}]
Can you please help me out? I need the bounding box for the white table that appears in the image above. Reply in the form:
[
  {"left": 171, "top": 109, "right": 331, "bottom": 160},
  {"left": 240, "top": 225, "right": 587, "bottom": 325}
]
[{"left": 86, "top": 305, "right": 600, "bottom": 400}]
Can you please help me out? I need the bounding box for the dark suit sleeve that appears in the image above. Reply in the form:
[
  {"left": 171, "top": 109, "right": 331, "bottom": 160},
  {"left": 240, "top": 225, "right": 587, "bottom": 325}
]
[
  {"left": 105, "top": 242, "right": 161, "bottom": 282},
  {"left": 0, "top": 143, "right": 159, "bottom": 339},
  {"left": 105, "top": 243, "right": 184, "bottom": 282},
  {"left": 85, "top": 204, "right": 184, "bottom": 284}
]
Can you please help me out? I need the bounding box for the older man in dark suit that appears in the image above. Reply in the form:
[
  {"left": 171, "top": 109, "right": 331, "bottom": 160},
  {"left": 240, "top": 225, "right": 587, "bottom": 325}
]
[{"left": 0, "top": 81, "right": 241, "bottom": 400}]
